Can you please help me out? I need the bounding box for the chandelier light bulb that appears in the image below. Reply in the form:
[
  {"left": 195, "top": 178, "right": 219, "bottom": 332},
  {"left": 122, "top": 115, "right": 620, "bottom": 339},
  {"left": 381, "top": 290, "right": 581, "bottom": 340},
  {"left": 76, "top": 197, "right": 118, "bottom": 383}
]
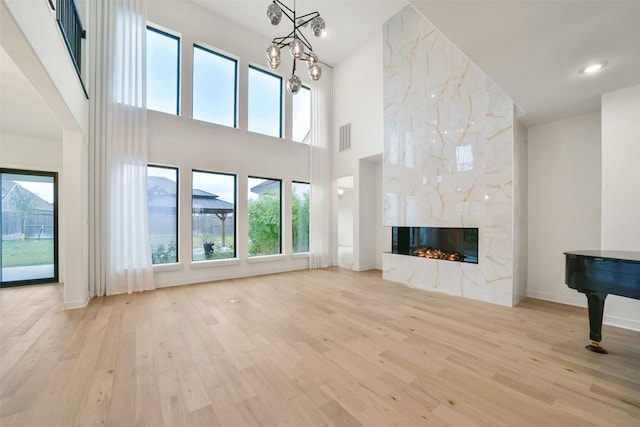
[
  {"left": 308, "top": 63, "right": 322, "bottom": 81},
  {"left": 290, "top": 38, "right": 304, "bottom": 59},
  {"left": 266, "top": 44, "right": 280, "bottom": 60},
  {"left": 287, "top": 75, "right": 302, "bottom": 94},
  {"left": 267, "top": 3, "right": 283, "bottom": 25},
  {"left": 311, "top": 16, "right": 325, "bottom": 37},
  {"left": 307, "top": 52, "right": 318, "bottom": 67},
  {"left": 268, "top": 56, "right": 281, "bottom": 70}
]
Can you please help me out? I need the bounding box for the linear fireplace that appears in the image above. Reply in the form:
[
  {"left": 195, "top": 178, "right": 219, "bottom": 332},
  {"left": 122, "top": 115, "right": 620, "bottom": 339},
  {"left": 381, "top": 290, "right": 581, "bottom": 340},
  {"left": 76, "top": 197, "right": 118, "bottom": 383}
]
[{"left": 391, "top": 227, "right": 479, "bottom": 264}]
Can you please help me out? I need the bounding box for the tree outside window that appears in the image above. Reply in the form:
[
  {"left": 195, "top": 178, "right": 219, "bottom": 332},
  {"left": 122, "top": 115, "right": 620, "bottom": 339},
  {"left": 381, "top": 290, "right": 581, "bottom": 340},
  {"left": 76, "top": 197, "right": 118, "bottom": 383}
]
[
  {"left": 292, "top": 182, "right": 310, "bottom": 253},
  {"left": 248, "top": 177, "right": 281, "bottom": 256}
]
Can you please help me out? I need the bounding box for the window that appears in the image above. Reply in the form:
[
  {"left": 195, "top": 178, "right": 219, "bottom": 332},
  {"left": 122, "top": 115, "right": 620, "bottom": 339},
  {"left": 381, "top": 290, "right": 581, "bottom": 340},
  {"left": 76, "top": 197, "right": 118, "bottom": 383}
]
[
  {"left": 292, "top": 182, "right": 310, "bottom": 253},
  {"left": 292, "top": 86, "right": 311, "bottom": 143},
  {"left": 147, "top": 166, "right": 178, "bottom": 264},
  {"left": 193, "top": 45, "right": 237, "bottom": 127},
  {"left": 248, "top": 66, "right": 282, "bottom": 138},
  {"left": 248, "top": 177, "right": 281, "bottom": 256},
  {"left": 146, "top": 26, "right": 180, "bottom": 114},
  {"left": 192, "top": 171, "right": 236, "bottom": 260},
  {"left": 1, "top": 169, "right": 58, "bottom": 286}
]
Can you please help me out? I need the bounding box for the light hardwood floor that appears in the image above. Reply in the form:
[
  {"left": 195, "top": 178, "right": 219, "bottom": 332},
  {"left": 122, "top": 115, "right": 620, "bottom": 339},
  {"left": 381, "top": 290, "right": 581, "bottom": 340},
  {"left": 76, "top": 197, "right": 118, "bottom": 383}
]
[{"left": 1, "top": 268, "right": 639, "bottom": 426}]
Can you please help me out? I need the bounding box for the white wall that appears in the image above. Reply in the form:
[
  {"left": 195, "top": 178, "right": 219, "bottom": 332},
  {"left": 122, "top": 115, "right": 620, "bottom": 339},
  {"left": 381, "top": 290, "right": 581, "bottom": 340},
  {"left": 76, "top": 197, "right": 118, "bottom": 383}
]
[
  {"left": 332, "top": 28, "right": 386, "bottom": 270},
  {"left": 1, "top": 0, "right": 86, "bottom": 130},
  {"left": 0, "top": 133, "right": 62, "bottom": 171},
  {"left": 527, "top": 112, "right": 602, "bottom": 306},
  {"left": 332, "top": 30, "right": 384, "bottom": 179},
  {"left": 2, "top": 0, "right": 89, "bottom": 306},
  {"left": 357, "top": 157, "right": 377, "bottom": 270},
  {"left": 147, "top": 2, "right": 311, "bottom": 288},
  {"left": 601, "top": 85, "right": 640, "bottom": 330}
]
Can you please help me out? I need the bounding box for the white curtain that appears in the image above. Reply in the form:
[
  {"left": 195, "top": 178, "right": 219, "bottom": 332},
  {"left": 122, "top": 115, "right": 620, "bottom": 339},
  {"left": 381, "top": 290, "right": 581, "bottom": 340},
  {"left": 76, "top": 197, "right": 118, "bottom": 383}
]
[
  {"left": 309, "top": 67, "right": 333, "bottom": 268},
  {"left": 88, "top": 0, "right": 154, "bottom": 296}
]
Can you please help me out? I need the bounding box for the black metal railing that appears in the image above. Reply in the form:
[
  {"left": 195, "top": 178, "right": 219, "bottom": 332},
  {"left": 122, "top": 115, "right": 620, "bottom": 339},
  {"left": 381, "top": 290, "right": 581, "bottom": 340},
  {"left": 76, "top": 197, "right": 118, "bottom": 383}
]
[{"left": 56, "top": 0, "right": 86, "bottom": 80}]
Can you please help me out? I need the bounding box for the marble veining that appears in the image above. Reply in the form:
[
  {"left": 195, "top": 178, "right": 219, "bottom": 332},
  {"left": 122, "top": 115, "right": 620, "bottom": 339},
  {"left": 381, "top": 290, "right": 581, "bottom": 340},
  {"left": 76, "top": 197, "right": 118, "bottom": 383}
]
[{"left": 382, "top": 6, "right": 518, "bottom": 306}]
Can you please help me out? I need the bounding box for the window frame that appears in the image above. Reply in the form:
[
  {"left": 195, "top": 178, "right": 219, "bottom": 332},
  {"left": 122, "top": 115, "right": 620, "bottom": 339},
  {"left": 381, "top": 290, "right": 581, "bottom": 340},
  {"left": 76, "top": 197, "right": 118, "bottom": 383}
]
[
  {"left": 0, "top": 168, "right": 59, "bottom": 287},
  {"left": 247, "top": 65, "right": 283, "bottom": 139},
  {"left": 192, "top": 43, "right": 239, "bottom": 128},
  {"left": 146, "top": 25, "right": 181, "bottom": 115},
  {"left": 291, "top": 180, "right": 310, "bottom": 254},
  {"left": 247, "top": 176, "right": 283, "bottom": 257},
  {"left": 191, "top": 169, "right": 237, "bottom": 262},
  {"left": 147, "top": 164, "right": 179, "bottom": 266}
]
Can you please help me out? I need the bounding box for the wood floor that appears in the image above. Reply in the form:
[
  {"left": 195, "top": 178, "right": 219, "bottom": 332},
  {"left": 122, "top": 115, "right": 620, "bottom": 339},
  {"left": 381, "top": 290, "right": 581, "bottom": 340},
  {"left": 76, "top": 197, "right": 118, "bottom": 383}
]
[{"left": 1, "top": 268, "right": 639, "bottom": 426}]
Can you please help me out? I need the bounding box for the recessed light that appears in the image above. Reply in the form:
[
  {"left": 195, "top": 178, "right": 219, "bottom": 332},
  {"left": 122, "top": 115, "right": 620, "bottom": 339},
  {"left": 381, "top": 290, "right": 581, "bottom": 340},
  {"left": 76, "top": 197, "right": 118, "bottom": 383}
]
[{"left": 581, "top": 62, "right": 607, "bottom": 74}]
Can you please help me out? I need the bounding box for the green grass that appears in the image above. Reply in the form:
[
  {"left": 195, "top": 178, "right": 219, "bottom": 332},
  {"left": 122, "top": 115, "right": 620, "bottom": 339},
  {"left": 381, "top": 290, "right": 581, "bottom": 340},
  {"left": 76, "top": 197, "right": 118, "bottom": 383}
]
[{"left": 1, "top": 238, "right": 54, "bottom": 268}]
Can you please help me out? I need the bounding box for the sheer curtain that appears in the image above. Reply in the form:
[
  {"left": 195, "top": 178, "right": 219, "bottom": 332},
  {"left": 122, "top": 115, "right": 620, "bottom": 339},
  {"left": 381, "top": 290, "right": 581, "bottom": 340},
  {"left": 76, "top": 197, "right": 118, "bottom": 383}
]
[
  {"left": 88, "top": 0, "right": 154, "bottom": 296},
  {"left": 309, "top": 66, "right": 333, "bottom": 268}
]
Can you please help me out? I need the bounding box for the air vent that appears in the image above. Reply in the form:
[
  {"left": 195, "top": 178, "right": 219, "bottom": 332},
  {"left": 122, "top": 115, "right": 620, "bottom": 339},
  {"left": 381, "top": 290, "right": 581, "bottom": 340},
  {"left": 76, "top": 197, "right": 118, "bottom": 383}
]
[{"left": 339, "top": 123, "right": 351, "bottom": 152}]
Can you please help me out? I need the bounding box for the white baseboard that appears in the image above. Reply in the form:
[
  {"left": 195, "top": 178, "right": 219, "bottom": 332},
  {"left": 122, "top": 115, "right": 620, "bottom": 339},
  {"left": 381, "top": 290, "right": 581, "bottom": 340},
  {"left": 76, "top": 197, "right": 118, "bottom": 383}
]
[
  {"left": 526, "top": 290, "right": 586, "bottom": 307},
  {"left": 64, "top": 296, "right": 90, "bottom": 310},
  {"left": 603, "top": 314, "right": 640, "bottom": 332},
  {"left": 527, "top": 290, "right": 640, "bottom": 332},
  {"left": 352, "top": 264, "right": 377, "bottom": 272}
]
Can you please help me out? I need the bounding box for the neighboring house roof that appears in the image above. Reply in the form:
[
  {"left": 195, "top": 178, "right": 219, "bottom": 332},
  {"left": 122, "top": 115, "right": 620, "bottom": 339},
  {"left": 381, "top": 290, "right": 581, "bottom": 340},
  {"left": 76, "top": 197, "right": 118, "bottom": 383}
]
[
  {"left": 1, "top": 180, "right": 52, "bottom": 213},
  {"left": 250, "top": 180, "right": 279, "bottom": 195},
  {"left": 147, "top": 176, "right": 177, "bottom": 210},
  {"left": 148, "top": 176, "right": 176, "bottom": 197},
  {"left": 192, "top": 189, "right": 234, "bottom": 214},
  {"left": 146, "top": 176, "right": 234, "bottom": 214}
]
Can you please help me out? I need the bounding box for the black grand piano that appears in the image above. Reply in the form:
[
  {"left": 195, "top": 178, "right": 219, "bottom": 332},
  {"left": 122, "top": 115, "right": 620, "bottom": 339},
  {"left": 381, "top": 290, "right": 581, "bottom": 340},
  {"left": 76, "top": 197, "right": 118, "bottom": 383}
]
[{"left": 565, "top": 250, "right": 640, "bottom": 353}]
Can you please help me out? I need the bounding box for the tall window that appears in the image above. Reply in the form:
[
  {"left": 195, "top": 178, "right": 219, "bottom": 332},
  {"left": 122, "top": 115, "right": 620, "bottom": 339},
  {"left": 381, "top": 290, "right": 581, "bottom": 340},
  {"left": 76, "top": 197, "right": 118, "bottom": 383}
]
[
  {"left": 146, "top": 26, "right": 180, "bottom": 114},
  {"left": 292, "top": 182, "right": 310, "bottom": 253},
  {"left": 147, "top": 166, "right": 178, "bottom": 264},
  {"left": 292, "top": 86, "right": 311, "bottom": 143},
  {"left": 193, "top": 45, "right": 237, "bottom": 127},
  {"left": 192, "top": 171, "right": 236, "bottom": 261},
  {"left": 248, "top": 66, "right": 282, "bottom": 138},
  {"left": 1, "top": 169, "right": 58, "bottom": 286},
  {"left": 248, "top": 177, "right": 281, "bottom": 256}
]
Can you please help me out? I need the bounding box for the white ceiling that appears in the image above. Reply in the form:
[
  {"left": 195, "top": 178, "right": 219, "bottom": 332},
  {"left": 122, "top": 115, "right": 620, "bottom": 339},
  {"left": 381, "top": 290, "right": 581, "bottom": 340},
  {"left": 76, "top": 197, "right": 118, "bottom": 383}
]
[
  {"left": 0, "top": 46, "right": 62, "bottom": 140},
  {"left": 2, "top": 0, "right": 638, "bottom": 141},
  {"left": 193, "top": 0, "right": 640, "bottom": 127},
  {"left": 190, "top": 0, "right": 408, "bottom": 67},
  {"left": 410, "top": 1, "right": 640, "bottom": 126}
]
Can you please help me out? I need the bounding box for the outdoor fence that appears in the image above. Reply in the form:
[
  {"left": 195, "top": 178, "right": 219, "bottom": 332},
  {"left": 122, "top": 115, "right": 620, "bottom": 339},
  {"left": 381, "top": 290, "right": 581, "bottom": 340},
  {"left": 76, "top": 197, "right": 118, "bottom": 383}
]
[{"left": 1, "top": 212, "right": 54, "bottom": 240}]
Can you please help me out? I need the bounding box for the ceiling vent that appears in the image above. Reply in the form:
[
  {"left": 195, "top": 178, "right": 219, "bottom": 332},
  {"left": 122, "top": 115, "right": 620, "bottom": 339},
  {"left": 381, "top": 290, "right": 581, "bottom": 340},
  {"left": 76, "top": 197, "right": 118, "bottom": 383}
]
[{"left": 339, "top": 123, "right": 351, "bottom": 152}]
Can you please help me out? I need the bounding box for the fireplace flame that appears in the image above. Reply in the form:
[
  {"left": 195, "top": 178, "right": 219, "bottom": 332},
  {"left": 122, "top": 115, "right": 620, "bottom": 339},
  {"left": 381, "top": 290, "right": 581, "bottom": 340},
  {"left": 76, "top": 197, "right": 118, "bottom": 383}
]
[{"left": 413, "top": 247, "right": 462, "bottom": 261}]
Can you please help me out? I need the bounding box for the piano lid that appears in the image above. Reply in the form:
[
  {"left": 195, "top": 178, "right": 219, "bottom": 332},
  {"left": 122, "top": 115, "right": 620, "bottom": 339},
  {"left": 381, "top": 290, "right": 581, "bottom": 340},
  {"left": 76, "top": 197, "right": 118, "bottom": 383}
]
[{"left": 564, "top": 250, "right": 640, "bottom": 263}]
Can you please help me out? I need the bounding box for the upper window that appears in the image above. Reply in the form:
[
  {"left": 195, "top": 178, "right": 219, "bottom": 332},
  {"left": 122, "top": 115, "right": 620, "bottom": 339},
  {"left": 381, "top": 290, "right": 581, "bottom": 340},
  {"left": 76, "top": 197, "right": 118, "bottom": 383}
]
[
  {"left": 248, "top": 177, "right": 282, "bottom": 256},
  {"left": 292, "top": 86, "right": 311, "bottom": 143},
  {"left": 193, "top": 45, "right": 238, "bottom": 128},
  {"left": 147, "top": 165, "right": 178, "bottom": 264},
  {"left": 248, "top": 66, "right": 282, "bottom": 138},
  {"left": 192, "top": 171, "right": 236, "bottom": 261},
  {"left": 146, "top": 26, "right": 180, "bottom": 115}
]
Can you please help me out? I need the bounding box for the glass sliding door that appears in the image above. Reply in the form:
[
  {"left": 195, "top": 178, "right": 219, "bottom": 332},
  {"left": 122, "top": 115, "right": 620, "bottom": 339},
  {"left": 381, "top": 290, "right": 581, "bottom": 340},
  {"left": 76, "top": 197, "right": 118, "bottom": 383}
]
[{"left": 1, "top": 169, "right": 58, "bottom": 286}]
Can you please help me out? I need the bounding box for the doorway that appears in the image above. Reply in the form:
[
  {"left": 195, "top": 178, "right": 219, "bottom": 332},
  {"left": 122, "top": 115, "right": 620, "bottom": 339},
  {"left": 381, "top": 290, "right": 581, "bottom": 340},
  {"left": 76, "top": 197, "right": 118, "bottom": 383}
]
[
  {"left": 1, "top": 169, "right": 58, "bottom": 286},
  {"left": 336, "top": 175, "right": 354, "bottom": 268}
]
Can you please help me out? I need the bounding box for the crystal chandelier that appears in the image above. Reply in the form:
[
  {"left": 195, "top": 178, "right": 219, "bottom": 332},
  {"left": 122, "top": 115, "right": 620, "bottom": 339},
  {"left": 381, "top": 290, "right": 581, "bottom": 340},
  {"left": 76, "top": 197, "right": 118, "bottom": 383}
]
[{"left": 265, "top": 0, "right": 325, "bottom": 94}]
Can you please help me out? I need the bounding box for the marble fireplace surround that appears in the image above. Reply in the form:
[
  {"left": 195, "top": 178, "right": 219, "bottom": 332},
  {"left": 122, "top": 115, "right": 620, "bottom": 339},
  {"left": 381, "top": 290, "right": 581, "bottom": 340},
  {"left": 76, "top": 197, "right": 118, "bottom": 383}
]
[{"left": 382, "top": 6, "right": 525, "bottom": 307}]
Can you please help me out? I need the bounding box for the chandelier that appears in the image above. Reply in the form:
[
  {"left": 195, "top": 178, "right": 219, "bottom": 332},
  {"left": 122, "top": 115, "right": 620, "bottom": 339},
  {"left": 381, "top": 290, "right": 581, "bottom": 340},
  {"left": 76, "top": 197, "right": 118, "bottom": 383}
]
[{"left": 265, "top": 0, "right": 325, "bottom": 95}]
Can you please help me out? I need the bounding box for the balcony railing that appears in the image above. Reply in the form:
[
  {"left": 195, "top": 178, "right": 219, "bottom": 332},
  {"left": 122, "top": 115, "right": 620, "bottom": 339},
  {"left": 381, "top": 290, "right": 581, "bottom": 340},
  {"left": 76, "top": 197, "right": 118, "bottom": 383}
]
[{"left": 56, "top": 0, "right": 86, "bottom": 86}]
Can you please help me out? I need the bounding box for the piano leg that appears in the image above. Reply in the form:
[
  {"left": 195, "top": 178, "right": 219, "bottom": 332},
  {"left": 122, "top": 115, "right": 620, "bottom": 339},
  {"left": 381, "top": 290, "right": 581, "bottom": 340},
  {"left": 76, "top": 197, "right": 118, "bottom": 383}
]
[{"left": 584, "top": 291, "right": 608, "bottom": 354}]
